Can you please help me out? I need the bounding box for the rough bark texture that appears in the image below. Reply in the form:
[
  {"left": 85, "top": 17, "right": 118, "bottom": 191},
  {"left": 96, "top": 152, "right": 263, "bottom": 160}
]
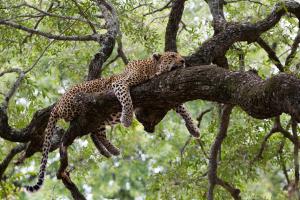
[
  {"left": 1, "top": 0, "right": 300, "bottom": 199},
  {"left": 164, "top": 0, "right": 186, "bottom": 52},
  {"left": 60, "top": 65, "right": 300, "bottom": 139}
]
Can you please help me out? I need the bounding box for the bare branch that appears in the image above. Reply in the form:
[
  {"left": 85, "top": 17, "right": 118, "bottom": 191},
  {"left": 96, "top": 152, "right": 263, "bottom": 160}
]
[
  {"left": 256, "top": 37, "right": 284, "bottom": 72},
  {"left": 117, "top": 36, "right": 129, "bottom": 65},
  {"left": 143, "top": 0, "right": 173, "bottom": 17},
  {"left": 21, "top": 3, "right": 54, "bottom": 44},
  {"left": 0, "top": 68, "right": 22, "bottom": 77},
  {"left": 0, "top": 144, "right": 26, "bottom": 178},
  {"left": 164, "top": 0, "right": 186, "bottom": 52},
  {"left": 1, "top": 70, "right": 25, "bottom": 111},
  {"left": 292, "top": 119, "right": 300, "bottom": 188},
  {"left": 20, "top": 3, "right": 103, "bottom": 28},
  {"left": 216, "top": 177, "right": 241, "bottom": 200},
  {"left": 0, "top": 19, "right": 100, "bottom": 41},
  {"left": 285, "top": 31, "right": 300, "bottom": 67},
  {"left": 278, "top": 140, "right": 290, "bottom": 184},
  {"left": 197, "top": 108, "right": 213, "bottom": 128},
  {"left": 254, "top": 116, "right": 294, "bottom": 162},
  {"left": 57, "top": 144, "right": 86, "bottom": 200},
  {"left": 207, "top": 104, "right": 233, "bottom": 200},
  {"left": 225, "top": 0, "right": 266, "bottom": 6},
  {"left": 71, "top": 0, "right": 97, "bottom": 34},
  {"left": 207, "top": 0, "right": 226, "bottom": 33}
]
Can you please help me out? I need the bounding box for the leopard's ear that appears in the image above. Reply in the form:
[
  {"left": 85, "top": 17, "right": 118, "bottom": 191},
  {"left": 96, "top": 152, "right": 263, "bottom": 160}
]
[{"left": 152, "top": 53, "right": 162, "bottom": 61}]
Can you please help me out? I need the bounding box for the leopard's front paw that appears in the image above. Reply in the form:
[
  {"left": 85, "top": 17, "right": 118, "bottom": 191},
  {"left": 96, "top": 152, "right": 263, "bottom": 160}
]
[{"left": 121, "top": 114, "right": 132, "bottom": 127}]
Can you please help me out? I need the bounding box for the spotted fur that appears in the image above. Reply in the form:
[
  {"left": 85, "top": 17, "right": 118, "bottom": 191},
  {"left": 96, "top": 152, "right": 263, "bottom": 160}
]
[
  {"left": 175, "top": 104, "right": 200, "bottom": 137},
  {"left": 25, "top": 52, "right": 193, "bottom": 192}
]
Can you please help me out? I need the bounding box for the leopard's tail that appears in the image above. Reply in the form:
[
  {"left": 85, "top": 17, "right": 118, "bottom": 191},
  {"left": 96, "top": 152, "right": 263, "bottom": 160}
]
[{"left": 25, "top": 113, "right": 58, "bottom": 192}]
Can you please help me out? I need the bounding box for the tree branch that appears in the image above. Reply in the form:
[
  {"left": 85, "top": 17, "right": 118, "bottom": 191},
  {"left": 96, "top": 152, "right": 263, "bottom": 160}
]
[
  {"left": 207, "top": 104, "right": 233, "bottom": 200},
  {"left": 71, "top": 0, "right": 97, "bottom": 34},
  {"left": 0, "top": 19, "right": 100, "bottom": 41},
  {"left": 254, "top": 116, "right": 294, "bottom": 161},
  {"left": 216, "top": 177, "right": 241, "bottom": 200},
  {"left": 186, "top": 0, "right": 300, "bottom": 66},
  {"left": 164, "top": 0, "right": 186, "bottom": 52},
  {"left": 256, "top": 37, "right": 284, "bottom": 72},
  {"left": 292, "top": 119, "right": 299, "bottom": 187},
  {"left": 143, "top": 0, "right": 173, "bottom": 17},
  {"left": 285, "top": 30, "right": 300, "bottom": 67},
  {"left": 0, "top": 144, "right": 26, "bottom": 178},
  {"left": 87, "top": 0, "right": 119, "bottom": 80}
]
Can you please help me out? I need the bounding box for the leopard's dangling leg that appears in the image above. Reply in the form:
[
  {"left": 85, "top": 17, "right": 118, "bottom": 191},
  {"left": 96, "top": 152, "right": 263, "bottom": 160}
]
[
  {"left": 91, "top": 127, "right": 112, "bottom": 158},
  {"left": 175, "top": 104, "right": 200, "bottom": 138},
  {"left": 112, "top": 81, "right": 133, "bottom": 127},
  {"left": 94, "top": 125, "right": 120, "bottom": 156}
]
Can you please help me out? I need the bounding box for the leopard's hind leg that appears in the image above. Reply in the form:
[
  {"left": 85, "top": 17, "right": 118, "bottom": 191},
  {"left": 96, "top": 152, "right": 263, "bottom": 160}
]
[{"left": 91, "top": 113, "right": 122, "bottom": 157}]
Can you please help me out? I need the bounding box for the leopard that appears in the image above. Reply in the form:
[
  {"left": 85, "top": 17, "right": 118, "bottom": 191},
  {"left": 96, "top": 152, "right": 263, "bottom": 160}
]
[{"left": 25, "top": 51, "right": 200, "bottom": 192}]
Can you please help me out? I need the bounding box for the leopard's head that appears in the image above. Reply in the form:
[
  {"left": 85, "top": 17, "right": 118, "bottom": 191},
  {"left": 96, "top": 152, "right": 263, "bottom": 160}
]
[{"left": 152, "top": 51, "right": 185, "bottom": 72}]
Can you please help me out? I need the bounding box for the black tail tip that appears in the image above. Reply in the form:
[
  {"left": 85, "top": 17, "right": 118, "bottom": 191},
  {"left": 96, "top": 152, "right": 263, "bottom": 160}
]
[{"left": 25, "top": 185, "right": 41, "bottom": 192}]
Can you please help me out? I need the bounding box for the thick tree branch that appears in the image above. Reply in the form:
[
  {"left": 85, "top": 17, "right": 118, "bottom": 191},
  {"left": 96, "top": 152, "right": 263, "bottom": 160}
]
[
  {"left": 164, "top": 0, "right": 186, "bottom": 52},
  {"left": 87, "top": 0, "right": 119, "bottom": 80},
  {"left": 5, "top": 64, "right": 300, "bottom": 145},
  {"left": 186, "top": 0, "right": 300, "bottom": 66},
  {"left": 207, "top": 0, "right": 226, "bottom": 33}
]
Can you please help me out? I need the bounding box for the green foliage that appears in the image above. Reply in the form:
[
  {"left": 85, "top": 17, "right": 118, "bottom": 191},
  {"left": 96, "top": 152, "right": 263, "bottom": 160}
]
[{"left": 0, "top": 0, "right": 299, "bottom": 199}]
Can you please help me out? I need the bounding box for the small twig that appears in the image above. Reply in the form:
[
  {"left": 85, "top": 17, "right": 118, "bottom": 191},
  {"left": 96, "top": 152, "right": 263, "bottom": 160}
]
[
  {"left": 197, "top": 108, "right": 212, "bottom": 128},
  {"left": 143, "top": 0, "right": 173, "bottom": 16},
  {"left": 21, "top": 3, "right": 54, "bottom": 44},
  {"left": 0, "top": 19, "right": 99, "bottom": 41},
  {"left": 129, "top": 3, "right": 150, "bottom": 11},
  {"left": 254, "top": 116, "right": 295, "bottom": 162},
  {"left": 196, "top": 138, "right": 209, "bottom": 159},
  {"left": 277, "top": 139, "right": 290, "bottom": 184},
  {"left": 22, "top": 3, "right": 103, "bottom": 28},
  {"left": 225, "top": 0, "right": 266, "bottom": 6},
  {"left": 71, "top": 0, "right": 97, "bottom": 34},
  {"left": 180, "top": 136, "right": 192, "bottom": 159}
]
